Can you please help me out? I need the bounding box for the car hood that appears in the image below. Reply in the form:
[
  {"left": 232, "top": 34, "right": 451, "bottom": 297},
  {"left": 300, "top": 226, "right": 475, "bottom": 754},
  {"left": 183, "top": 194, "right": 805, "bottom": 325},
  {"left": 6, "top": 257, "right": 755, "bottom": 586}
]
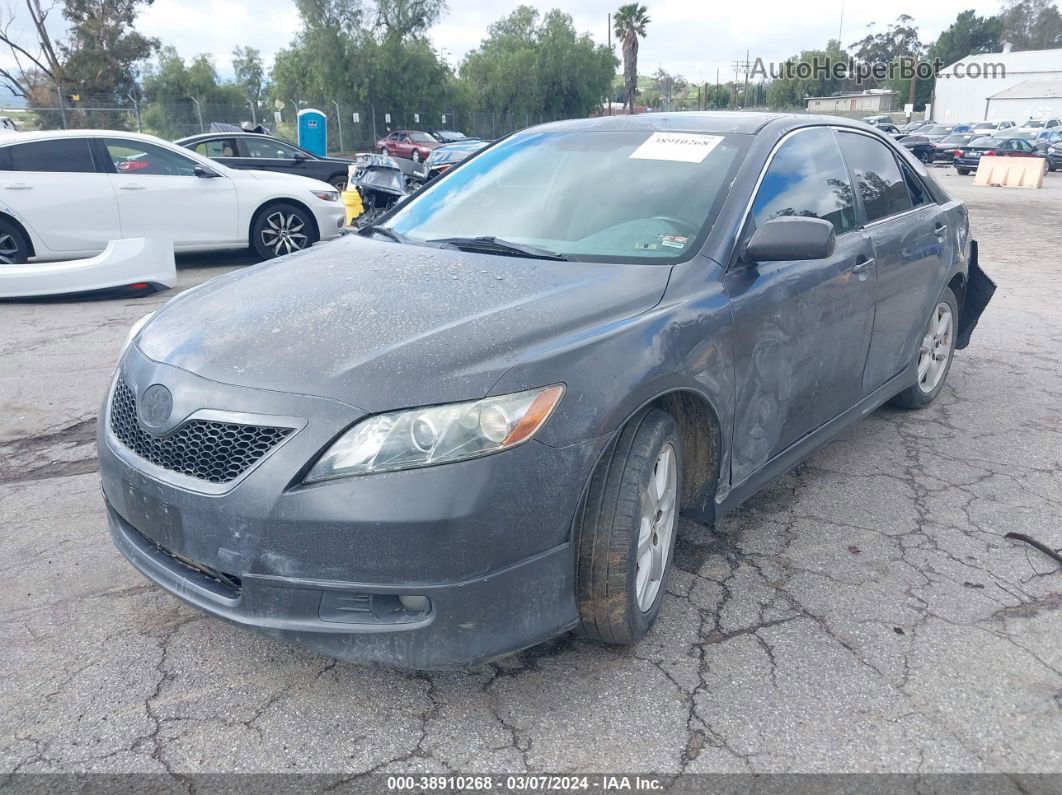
[{"left": 136, "top": 235, "right": 672, "bottom": 412}]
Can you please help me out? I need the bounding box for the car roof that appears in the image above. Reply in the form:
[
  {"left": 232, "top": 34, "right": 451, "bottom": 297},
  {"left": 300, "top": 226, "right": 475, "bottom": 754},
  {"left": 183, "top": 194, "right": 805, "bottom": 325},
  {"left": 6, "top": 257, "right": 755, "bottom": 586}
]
[
  {"left": 175, "top": 132, "right": 283, "bottom": 144},
  {"left": 0, "top": 128, "right": 174, "bottom": 145},
  {"left": 526, "top": 111, "right": 897, "bottom": 136}
]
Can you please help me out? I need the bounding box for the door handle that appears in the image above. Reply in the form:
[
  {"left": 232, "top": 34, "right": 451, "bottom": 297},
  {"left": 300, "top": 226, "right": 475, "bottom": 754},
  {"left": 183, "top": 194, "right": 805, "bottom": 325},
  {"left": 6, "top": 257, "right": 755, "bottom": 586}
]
[
  {"left": 119, "top": 183, "right": 145, "bottom": 191},
  {"left": 852, "top": 256, "right": 874, "bottom": 276},
  {"left": 934, "top": 223, "right": 947, "bottom": 238},
  {"left": 3, "top": 182, "right": 32, "bottom": 190}
]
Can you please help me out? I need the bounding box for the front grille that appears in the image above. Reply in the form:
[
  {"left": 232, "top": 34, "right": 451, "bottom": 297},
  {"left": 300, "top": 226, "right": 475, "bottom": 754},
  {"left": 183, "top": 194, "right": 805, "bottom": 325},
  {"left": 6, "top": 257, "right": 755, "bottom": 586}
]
[{"left": 110, "top": 377, "right": 292, "bottom": 484}]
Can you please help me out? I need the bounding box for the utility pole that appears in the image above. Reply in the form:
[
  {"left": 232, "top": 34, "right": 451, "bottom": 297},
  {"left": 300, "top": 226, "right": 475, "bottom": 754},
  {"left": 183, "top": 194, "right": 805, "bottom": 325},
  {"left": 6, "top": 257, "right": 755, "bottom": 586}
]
[
  {"left": 607, "top": 13, "right": 612, "bottom": 115},
  {"left": 838, "top": 0, "right": 844, "bottom": 44},
  {"left": 331, "top": 99, "right": 344, "bottom": 153},
  {"left": 247, "top": 98, "right": 257, "bottom": 126},
  {"left": 189, "top": 96, "right": 204, "bottom": 133},
  {"left": 127, "top": 93, "right": 142, "bottom": 132},
  {"left": 55, "top": 82, "right": 67, "bottom": 129}
]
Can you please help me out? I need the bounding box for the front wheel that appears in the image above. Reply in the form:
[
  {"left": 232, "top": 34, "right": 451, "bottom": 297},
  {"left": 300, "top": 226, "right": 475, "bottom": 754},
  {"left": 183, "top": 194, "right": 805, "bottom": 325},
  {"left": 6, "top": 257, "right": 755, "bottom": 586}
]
[
  {"left": 411, "top": 150, "right": 421, "bottom": 163},
  {"left": 576, "top": 408, "right": 681, "bottom": 644},
  {"left": 889, "top": 287, "right": 959, "bottom": 409},
  {"left": 956, "top": 167, "right": 971, "bottom": 175},
  {"left": 251, "top": 203, "right": 316, "bottom": 260}
]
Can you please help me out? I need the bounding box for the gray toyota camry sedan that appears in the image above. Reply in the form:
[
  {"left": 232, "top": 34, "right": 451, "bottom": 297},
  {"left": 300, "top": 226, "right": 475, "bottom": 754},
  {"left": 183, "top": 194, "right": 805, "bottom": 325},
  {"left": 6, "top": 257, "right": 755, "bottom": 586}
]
[{"left": 98, "top": 112, "right": 993, "bottom": 669}]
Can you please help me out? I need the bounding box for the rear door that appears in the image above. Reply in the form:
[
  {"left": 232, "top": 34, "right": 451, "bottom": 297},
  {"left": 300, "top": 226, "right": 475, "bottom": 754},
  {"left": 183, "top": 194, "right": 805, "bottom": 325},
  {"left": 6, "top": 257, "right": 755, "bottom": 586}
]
[
  {"left": 0, "top": 137, "right": 120, "bottom": 253},
  {"left": 726, "top": 126, "right": 877, "bottom": 484},
  {"left": 837, "top": 131, "right": 951, "bottom": 391},
  {"left": 101, "top": 137, "right": 238, "bottom": 248}
]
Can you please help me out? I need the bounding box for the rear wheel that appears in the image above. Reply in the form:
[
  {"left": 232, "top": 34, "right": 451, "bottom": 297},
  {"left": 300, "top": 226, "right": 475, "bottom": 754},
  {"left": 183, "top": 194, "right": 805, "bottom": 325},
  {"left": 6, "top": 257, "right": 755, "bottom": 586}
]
[
  {"left": 956, "top": 167, "right": 971, "bottom": 175},
  {"left": 576, "top": 408, "right": 681, "bottom": 644},
  {"left": 890, "top": 287, "right": 959, "bottom": 409},
  {"left": 251, "top": 203, "right": 316, "bottom": 260},
  {"left": 0, "top": 218, "right": 29, "bottom": 264}
]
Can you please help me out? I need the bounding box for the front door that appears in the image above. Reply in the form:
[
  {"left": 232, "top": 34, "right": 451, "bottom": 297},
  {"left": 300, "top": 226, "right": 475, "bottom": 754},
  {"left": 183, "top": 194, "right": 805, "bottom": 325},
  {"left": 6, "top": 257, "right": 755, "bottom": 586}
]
[
  {"left": 238, "top": 136, "right": 312, "bottom": 177},
  {"left": 726, "top": 127, "right": 877, "bottom": 484},
  {"left": 100, "top": 138, "right": 238, "bottom": 248}
]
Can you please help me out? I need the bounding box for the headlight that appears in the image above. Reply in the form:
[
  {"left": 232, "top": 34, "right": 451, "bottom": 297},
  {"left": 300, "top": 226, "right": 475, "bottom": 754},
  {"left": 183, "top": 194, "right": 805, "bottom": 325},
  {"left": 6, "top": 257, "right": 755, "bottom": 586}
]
[
  {"left": 311, "top": 190, "right": 339, "bottom": 202},
  {"left": 304, "top": 385, "right": 565, "bottom": 482},
  {"left": 120, "top": 312, "right": 154, "bottom": 357}
]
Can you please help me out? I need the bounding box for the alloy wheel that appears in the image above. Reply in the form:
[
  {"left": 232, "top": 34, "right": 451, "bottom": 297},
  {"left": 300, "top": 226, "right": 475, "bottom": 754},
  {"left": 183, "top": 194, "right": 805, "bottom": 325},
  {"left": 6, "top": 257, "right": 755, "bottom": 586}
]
[
  {"left": 917, "top": 302, "right": 954, "bottom": 394},
  {"left": 0, "top": 232, "right": 19, "bottom": 264},
  {"left": 260, "top": 211, "right": 309, "bottom": 256},
  {"left": 635, "top": 443, "right": 678, "bottom": 612}
]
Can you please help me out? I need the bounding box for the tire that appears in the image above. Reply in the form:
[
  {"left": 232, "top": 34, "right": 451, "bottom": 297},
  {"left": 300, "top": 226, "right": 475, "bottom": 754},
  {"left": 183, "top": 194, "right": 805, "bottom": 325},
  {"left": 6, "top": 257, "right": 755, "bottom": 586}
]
[
  {"left": 0, "top": 217, "right": 30, "bottom": 264},
  {"left": 576, "top": 408, "right": 681, "bottom": 645},
  {"left": 412, "top": 150, "right": 421, "bottom": 163},
  {"left": 250, "top": 202, "right": 317, "bottom": 260},
  {"left": 889, "top": 287, "right": 959, "bottom": 409},
  {"left": 378, "top": 147, "right": 388, "bottom": 155},
  {"left": 956, "top": 168, "right": 970, "bottom": 175},
  {"left": 329, "top": 174, "right": 348, "bottom": 192}
]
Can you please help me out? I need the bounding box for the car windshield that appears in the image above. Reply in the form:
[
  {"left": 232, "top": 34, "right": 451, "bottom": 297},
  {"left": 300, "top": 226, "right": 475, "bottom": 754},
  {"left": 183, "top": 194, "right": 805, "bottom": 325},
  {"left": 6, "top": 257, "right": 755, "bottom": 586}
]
[
  {"left": 968, "top": 136, "right": 997, "bottom": 147},
  {"left": 409, "top": 132, "right": 436, "bottom": 143},
  {"left": 926, "top": 126, "right": 951, "bottom": 135},
  {"left": 1024, "top": 121, "right": 1045, "bottom": 128},
  {"left": 940, "top": 135, "right": 971, "bottom": 144},
  {"left": 972, "top": 123, "right": 995, "bottom": 129},
  {"left": 384, "top": 129, "right": 749, "bottom": 263}
]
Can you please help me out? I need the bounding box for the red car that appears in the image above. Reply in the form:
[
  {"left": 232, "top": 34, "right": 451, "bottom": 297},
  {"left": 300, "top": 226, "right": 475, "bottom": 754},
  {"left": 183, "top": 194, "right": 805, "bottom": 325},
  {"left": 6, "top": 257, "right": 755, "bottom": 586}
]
[{"left": 376, "top": 130, "right": 441, "bottom": 162}]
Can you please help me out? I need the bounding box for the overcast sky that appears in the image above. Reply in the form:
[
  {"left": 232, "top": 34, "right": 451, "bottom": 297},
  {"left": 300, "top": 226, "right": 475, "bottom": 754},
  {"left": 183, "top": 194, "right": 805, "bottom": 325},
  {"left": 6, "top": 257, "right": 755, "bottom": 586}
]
[{"left": 9, "top": 0, "right": 1005, "bottom": 88}]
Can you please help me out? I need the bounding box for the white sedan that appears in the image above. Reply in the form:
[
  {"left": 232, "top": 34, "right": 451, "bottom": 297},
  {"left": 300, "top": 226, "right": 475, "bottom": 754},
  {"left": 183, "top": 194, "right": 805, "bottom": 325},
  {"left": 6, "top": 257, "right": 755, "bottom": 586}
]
[{"left": 0, "top": 129, "right": 347, "bottom": 263}]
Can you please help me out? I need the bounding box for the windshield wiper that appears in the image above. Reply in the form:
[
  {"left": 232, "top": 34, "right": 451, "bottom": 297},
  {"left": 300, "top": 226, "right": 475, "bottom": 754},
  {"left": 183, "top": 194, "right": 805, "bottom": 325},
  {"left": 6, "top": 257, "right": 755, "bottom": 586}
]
[
  {"left": 360, "top": 225, "right": 406, "bottom": 243},
  {"left": 427, "top": 236, "right": 570, "bottom": 261}
]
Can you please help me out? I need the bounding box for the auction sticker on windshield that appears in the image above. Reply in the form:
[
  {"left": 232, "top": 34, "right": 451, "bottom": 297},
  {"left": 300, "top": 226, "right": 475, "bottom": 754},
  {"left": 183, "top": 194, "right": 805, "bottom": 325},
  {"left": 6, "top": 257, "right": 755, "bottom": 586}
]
[{"left": 629, "top": 132, "right": 724, "bottom": 163}]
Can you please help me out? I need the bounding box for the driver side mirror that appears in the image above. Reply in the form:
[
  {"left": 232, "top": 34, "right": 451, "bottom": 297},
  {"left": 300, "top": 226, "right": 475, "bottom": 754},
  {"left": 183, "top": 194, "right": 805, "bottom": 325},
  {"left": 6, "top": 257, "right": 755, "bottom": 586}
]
[
  {"left": 193, "top": 165, "right": 220, "bottom": 178},
  {"left": 292, "top": 151, "right": 308, "bottom": 162},
  {"left": 744, "top": 216, "right": 836, "bottom": 263}
]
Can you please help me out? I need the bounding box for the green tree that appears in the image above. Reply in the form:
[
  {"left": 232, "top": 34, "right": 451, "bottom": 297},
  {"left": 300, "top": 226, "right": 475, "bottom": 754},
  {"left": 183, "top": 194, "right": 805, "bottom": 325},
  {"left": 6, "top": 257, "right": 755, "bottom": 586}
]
[
  {"left": 765, "top": 39, "right": 849, "bottom": 110},
  {"left": 460, "top": 6, "right": 616, "bottom": 123},
  {"left": 929, "top": 10, "right": 1004, "bottom": 66},
  {"left": 0, "top": 0, "right": 157, "bottom": 128},
  {"left": 141, "top": 46, "right": 248, "bottom": 138},
  {"left": 613, "top": 3, "right": 649, "bottom": 112},
  {"left": 232, "top": 46, "right": 267, "bottom": 110},
  {"left": 1000, "top": 0, "right": 1062, "bottom": 50}
]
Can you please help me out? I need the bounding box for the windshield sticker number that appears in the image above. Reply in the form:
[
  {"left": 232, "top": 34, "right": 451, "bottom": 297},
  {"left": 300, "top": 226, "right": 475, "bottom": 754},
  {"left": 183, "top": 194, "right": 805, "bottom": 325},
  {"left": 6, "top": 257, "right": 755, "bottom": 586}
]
[
  {"left": 629, "top": 133, "right": 724, "bottom": 163},
  {"left": 660, "top": 235, "right": 688, "bottom": 249}
]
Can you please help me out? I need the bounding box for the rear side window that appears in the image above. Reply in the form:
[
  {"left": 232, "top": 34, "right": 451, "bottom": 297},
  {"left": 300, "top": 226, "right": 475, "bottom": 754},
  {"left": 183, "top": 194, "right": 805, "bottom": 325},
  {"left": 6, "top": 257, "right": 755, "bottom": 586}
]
[
  {"left": 6, "top": 138, "right": 96, "bottom": 173},
  {"left": 838, "top": 133, "right": 911, "bottom": 222},
  {"left": 752, "top": 127, "right": 857, "bottom": 234},
  {"left": 900, "top": 162, "right": 929, "bottom": 207},
  {"left": 193, "top": 138, "right": 237, "bottom": 157}
]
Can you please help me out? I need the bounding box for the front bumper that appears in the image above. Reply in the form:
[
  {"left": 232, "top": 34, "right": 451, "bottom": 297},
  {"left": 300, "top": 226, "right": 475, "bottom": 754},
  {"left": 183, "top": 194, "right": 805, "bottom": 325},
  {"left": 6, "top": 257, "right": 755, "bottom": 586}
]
[
  {"left": 313, "top": 203, "right": 347, "bottom": 241},
  {"left": 98, "top": 347, "right": 607, "bottom": 668}
]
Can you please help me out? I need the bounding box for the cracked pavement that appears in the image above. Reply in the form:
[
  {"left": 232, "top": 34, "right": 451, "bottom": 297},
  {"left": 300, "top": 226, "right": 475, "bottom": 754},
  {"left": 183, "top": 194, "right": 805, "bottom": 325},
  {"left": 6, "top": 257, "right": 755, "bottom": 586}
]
[{"left": 1, "top": 176, "right": 1060, "bottom": 776}]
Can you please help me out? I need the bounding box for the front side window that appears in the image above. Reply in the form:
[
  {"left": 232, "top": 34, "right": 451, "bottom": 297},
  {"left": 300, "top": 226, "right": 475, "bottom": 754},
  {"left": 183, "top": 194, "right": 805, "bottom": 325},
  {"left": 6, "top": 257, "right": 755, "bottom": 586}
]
[
  {"left": 194, "top": 138, "right": 237, "bottom": 157},
  {"left": 838, "top": 132, "right": 911, "bottom": 222},
  {"left": 104, "top": 139, "right": 198, "bottom": 176},
  {"left": 385, "top": 129, "right": 749, "bottom": 262},
  {"left": 244, "top": 138, "right": 302, "bottom": 159},
  {"left": 752, "top": 127, "right": 857, "bottom": 234},
  {"left": 5, "top": 138, "right": 95, "bottom": 173}
]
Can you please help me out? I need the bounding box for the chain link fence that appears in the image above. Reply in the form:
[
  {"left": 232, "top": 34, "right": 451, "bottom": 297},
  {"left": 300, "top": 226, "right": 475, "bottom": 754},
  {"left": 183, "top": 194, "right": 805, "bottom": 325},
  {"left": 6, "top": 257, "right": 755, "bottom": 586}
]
[{"left": 5, "top": 96, "right": 578, "bottom": 154}]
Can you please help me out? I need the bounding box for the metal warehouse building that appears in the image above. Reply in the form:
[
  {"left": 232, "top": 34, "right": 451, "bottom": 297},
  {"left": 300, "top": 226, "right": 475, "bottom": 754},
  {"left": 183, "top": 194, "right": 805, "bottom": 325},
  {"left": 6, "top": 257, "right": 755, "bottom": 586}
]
[{"left": 932, "top": 48, "right": 1062, "bottom": 123}]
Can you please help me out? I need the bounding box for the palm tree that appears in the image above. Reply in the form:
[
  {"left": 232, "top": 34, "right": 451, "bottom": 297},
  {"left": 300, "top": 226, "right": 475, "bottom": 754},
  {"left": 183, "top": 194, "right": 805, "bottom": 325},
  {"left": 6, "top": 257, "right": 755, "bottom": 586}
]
[{"left": 613, "top": 4, "right": 650, "bottom": 113}]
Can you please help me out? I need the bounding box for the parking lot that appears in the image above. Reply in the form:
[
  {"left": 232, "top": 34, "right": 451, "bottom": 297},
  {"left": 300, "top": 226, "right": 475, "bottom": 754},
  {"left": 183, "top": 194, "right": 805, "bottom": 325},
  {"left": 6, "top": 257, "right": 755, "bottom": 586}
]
[{"left": 1, "top": 172, "right": 1060, "bottom": 777}]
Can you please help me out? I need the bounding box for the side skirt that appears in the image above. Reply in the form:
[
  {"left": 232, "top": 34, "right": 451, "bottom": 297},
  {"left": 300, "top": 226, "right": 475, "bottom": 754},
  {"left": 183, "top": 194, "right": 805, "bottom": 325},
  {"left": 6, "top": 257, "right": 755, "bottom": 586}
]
[{"left": 704, "top": 361, "right": 917, "bottom": 523}]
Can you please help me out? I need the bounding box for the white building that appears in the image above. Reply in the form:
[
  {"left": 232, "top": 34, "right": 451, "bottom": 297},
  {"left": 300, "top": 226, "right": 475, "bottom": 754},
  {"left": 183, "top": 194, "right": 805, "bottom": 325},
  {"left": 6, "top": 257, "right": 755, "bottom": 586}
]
[
  {"left": 986, "top": 80, "right": 1062, "bottom": 120},
  {"left": 806, "top": 91, "right": 896, "bottom": 113},
  {"left": 932, "top": 48, "right": 1062, "bottom": 122}
]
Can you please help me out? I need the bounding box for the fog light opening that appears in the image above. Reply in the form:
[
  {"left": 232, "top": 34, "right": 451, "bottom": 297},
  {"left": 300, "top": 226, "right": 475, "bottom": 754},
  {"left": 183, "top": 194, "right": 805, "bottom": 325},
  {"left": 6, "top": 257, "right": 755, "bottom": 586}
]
[{"left": 398, "top": 594, "right": 430, "bottom": 613}]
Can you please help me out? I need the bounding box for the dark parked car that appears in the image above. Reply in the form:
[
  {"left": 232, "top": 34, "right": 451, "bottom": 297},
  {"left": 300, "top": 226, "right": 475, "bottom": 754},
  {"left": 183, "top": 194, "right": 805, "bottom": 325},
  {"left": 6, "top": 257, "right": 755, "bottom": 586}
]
[
  {"left": 920, "top": 124, "right": 957, "bottom": 143},
  {"left": 376, "top": 130, "right": 441, "bottom": 162},
  {"left": 1032, "top": 130, "right": 1062, "bottom": 170},
  {"left": 424, "top": 138, "right": 489, "bottom": 179},
  {"left": 99, "top": 113, "right": 993, "bottom": 669},
  {"left": 175, "top": 132, "right": 353, "bottom": 192},
  {"left": 953, "top": 135, "right": 1046, "bottom": 175},
  {"left": 900, "top": 134, "right": 936, "bottom": 163},
  {"left": 932, "top": 133, "right": 976, "bottom": 162}
]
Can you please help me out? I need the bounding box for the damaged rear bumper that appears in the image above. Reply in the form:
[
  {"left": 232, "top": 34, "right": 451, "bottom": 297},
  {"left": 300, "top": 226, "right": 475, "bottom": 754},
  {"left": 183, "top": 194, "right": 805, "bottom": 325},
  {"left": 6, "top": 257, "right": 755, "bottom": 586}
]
[{"left": 957, "top": 241, "right": 996, "bottom": 350}]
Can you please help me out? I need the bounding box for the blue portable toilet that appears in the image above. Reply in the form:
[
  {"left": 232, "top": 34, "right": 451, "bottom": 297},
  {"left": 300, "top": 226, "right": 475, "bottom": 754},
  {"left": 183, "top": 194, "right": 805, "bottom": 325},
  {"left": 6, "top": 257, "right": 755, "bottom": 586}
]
[{"left": 297, "top": 108, "right": 327, "bottom": 156}]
